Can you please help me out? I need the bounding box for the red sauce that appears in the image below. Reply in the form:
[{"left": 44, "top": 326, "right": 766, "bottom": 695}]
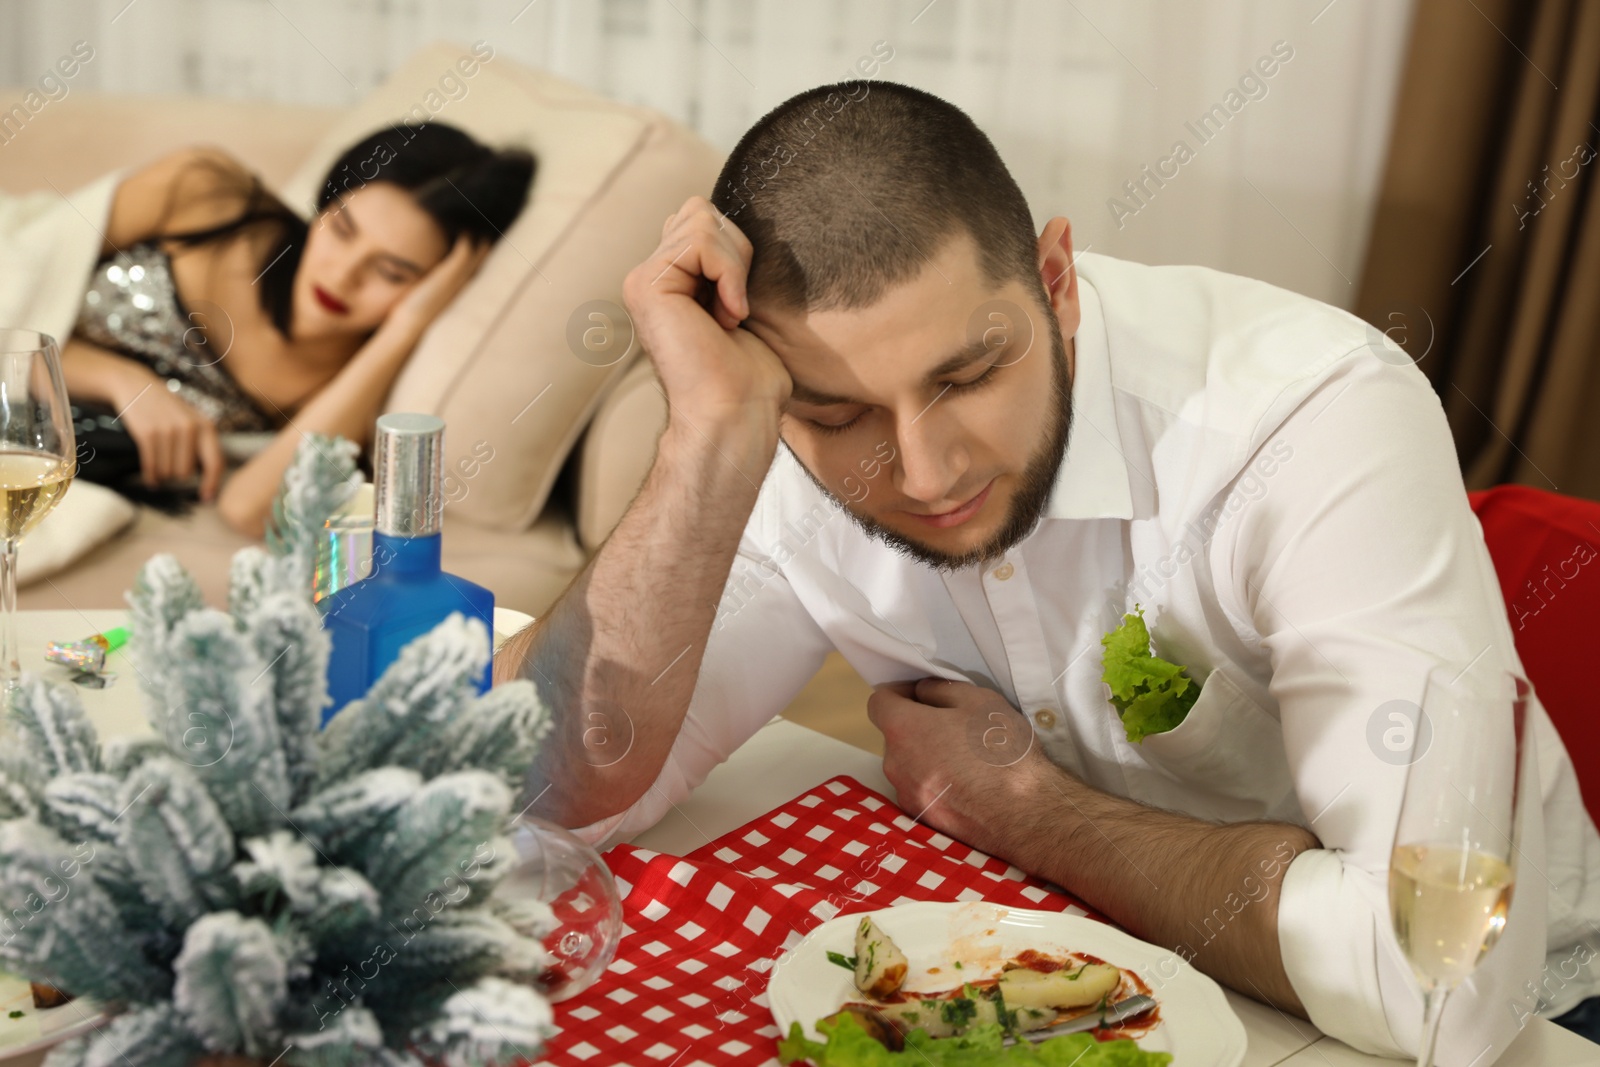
[
  {"left": 1092, "top": 1011, "right": 1163, "bottom": 1041},
  {"left": 1011, "top": 949, "right": 1067, "bottom": 973}
]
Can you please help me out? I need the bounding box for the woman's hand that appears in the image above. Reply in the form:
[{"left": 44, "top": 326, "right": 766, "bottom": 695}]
[
  {"left": 215, "top": 237, "right": 489, "bottom": 536},
  {"left": 385, "top": 235, "right": 492, "bottom": 339},
  {"left": 112, "top": 370, "right": 225, "bottom": 501}
]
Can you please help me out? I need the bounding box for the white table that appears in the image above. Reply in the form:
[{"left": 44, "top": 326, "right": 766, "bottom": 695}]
[{"left": 18, "top": 610, "right": 1600, "bottom": 1067}]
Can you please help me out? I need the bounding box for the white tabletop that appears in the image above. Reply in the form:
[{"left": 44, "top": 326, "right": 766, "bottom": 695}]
[{"left": 15, "top": 610, "right": 1598, "bottom": 1067}]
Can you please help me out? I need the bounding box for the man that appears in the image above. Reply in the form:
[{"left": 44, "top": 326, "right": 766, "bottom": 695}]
[{"left": 496, "top": 82, "right": 1600, "bottom": 1060}]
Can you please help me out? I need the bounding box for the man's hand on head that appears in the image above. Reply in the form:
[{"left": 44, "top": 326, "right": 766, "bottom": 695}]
[
  {"left": 867, "top": 678, "right": 1058, "bottom": 857},
  {"left": 622, "top": 196, "right": 791, "bottom": 450}
]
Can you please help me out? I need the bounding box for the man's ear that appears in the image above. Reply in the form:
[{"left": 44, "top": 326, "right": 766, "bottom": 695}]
[{"left": 1037, "top": 216, "right": 1078, "bottom": 315}]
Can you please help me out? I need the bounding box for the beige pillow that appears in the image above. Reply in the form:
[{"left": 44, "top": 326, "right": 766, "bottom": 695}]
[
  {"left": 280, "top": 43, "right": 722, "bottom": 532},
  {"left": 574, "top": 357, "right": 668, "bottom": 553}
]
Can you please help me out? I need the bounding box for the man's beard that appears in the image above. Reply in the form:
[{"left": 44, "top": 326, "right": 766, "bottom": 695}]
[{"left": 791, "top": 317, "right": 1074, "bottom": 572}]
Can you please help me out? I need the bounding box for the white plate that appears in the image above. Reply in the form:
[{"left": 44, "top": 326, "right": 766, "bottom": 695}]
[
  {"left": 768, "top": 901, "right": 1246, "bottom": 1066},
  {"left": 0, "top": 972, "right": 106, "bottom": 1061}
]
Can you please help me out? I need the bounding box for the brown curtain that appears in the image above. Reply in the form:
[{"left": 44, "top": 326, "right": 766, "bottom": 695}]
[{"left": 1357, "top": 0, "right": 1600, "bottom": 500}]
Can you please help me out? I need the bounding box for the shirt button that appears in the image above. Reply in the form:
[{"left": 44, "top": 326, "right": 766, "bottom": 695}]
[
  {"left": 992, "top": 562, "right": 1015, "bottom": 581},
  {"left": 1034, "top": 708, "right": 1057, "bottom": 729}
]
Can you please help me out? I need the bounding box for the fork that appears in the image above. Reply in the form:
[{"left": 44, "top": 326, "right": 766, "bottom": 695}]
[{"left": 1003, "top": 994, "right": 1158, "bottom": 1046}]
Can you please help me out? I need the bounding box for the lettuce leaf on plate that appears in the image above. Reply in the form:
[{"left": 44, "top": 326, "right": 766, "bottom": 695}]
[
  {"left": 1100, "top": 608, "right": 1201, "bottom": 743},
  {"left": 777, "top": 1013, "right": 1173, "bottom": 1066}
]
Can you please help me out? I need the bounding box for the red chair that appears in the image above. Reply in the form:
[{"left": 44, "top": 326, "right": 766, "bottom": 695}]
[{"left": 1469, "top": 485, "right": 1600, "bottom": 823}]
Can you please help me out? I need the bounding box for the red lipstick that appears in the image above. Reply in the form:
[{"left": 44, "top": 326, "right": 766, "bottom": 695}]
[{"left": 313, "top": 285, "right": 350, "bottom": 315}]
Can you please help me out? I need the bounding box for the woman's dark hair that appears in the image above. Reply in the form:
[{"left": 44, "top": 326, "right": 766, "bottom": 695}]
[{"left": 162, "top": 123, "right": 536, "bottom": 337}]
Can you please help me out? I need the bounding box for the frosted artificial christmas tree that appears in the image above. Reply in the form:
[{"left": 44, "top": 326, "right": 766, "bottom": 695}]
[
  {"left": 263, "top": 431, "right": 364, "bottom": 596},
  {"left": 0, "top": 437, "right": 559, "bottom": 1067}
]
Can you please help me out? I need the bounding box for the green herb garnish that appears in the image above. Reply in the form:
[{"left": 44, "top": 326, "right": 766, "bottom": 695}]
[
  {"left": 7, "top": 1010, "right": 21, "bottom": 1019},
  {"left": 1101, "top": 606, "right": 1201, "bottom": 743},
  {"left": 827, "top": 950, "right": 858, "bottom": 972},
  {"left": 938, "top": 996, "right": 977, "bottom": 1027}
]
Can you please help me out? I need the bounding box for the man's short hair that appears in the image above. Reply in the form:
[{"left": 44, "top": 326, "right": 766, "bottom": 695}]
[{"left": 711, "top": 81, "right": 1039, "bottom": 313}]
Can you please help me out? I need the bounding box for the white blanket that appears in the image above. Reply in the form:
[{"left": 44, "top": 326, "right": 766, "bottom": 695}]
[
  {"left": 0, "top": 174, "right": 137, "bottom": 584},
  {"left": 0, "top": 172, "right": 120, "bottom": 347}
]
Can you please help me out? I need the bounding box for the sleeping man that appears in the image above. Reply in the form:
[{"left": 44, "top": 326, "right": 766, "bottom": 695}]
[{"left": 495, "top": 81, "right": 1600, "bottom": 1060}]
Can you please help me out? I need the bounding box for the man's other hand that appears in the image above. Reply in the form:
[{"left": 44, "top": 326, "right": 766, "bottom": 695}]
[{"left": 868, "top": 677, "right": 1055, "bottom": 856}]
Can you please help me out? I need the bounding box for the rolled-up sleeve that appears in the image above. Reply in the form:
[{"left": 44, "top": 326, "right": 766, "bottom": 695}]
[
  {"left": 1218, "top": 354, "right": 1552, "bottom": 1064},
  {"left": 571, "top": 485, "right": 835, "bottom": 849}
]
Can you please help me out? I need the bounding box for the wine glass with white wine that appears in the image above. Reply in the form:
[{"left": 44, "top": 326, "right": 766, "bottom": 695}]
[
  {"left": 1389, "top": 661, "right": 1529, "bottom": 1067},
  {"left": 0, "top": 331, "right": 75, "bottom": 693}
]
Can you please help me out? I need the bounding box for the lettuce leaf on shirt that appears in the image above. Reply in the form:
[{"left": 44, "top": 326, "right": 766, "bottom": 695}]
[
  {"left": 1100, "top": 607, "right": 1201, "bottom": 743},
  {"left": 776, "top": 1014, "right": 1172, "bottom": 1066}
]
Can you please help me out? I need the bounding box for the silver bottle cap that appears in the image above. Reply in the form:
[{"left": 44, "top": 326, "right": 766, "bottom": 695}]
[{"left": 374, "top": 412, "right": 445, "bottom": 536}]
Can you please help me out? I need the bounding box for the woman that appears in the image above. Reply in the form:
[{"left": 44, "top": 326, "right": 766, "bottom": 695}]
[{"left": 63, "top": 122, "right": 535, "bottom": 536}]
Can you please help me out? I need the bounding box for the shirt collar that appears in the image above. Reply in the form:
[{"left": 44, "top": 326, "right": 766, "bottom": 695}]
[{"left": 1043, "top": 268, "right": 1135, "bottom": 521}]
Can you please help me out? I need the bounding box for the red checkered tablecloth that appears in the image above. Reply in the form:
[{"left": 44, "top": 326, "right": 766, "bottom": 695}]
[{"left": 536, "top": 775, "right": 1104, "bottom": 1066}]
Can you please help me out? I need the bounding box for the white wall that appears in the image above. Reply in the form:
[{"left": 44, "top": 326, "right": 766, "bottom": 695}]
[{"left": 0, "top": 0, "right": 1413, "bottom": 309}]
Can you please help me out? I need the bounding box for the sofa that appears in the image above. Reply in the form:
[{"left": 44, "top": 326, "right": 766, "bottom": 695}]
[{"left": 1, "top": 43, "right": 695, "bottom": 617}]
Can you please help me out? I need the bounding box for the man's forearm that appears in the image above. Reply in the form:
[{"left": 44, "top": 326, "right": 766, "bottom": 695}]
[
  {"left": 495, "top": 413, "right": 776, "bottom": 828},
  {"left": 1002, "top": 763, "right": 1319, "bottom": 1015}
]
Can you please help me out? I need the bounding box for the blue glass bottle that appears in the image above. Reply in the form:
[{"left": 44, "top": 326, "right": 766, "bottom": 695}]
[{"left": 321, "top": 413, "right": 493, "bottom": 723}]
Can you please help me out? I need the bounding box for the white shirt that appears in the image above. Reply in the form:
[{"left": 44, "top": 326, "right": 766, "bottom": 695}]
[{"left": 581, "top": 252, "right": 1600, "bottom": 1062}]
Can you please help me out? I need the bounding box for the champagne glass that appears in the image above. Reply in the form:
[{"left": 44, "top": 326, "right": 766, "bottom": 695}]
[
  {"left": 1388, "top": 661, "right": 1529, "bottom": 1067},
  {"left": 0, "top": 330, "right": 75, "bottom": 692},
  {"left": 491, "top": 815, "right": 624, "bottom": 1003}
]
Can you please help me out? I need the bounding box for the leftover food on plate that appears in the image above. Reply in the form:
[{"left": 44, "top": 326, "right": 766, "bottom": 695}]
[
  {"left": 785, "top": 912, "right": 1167, "bottom": 1064},
  {"left": 27, "top": 984, "right": 72, "bottom": 1009},
  {"left": 852, "top": 916, "right": 910, "bottom": 998},
  {"left": 0, "top": 969, "right": 104, "bottom": 1058}
]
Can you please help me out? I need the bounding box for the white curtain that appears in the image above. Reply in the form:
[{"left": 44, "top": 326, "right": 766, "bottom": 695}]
[{"left": 0, "top": 0, "right": 1413, "bottom": 309}]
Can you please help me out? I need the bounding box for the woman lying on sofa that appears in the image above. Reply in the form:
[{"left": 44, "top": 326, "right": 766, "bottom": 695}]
[{"left": 61, "top": 122, "right": 534, "bottom": 536}]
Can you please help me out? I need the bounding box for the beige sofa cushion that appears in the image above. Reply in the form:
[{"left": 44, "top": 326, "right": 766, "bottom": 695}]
[
  {"left": 280, "top": 43, "right": 724, "bottom": 533},
  {"left": 574, "top": 357, "right": 667, "bottom": 553},
  {"left": 0, "top": 91, "right": 339, "bottom": 195}
]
